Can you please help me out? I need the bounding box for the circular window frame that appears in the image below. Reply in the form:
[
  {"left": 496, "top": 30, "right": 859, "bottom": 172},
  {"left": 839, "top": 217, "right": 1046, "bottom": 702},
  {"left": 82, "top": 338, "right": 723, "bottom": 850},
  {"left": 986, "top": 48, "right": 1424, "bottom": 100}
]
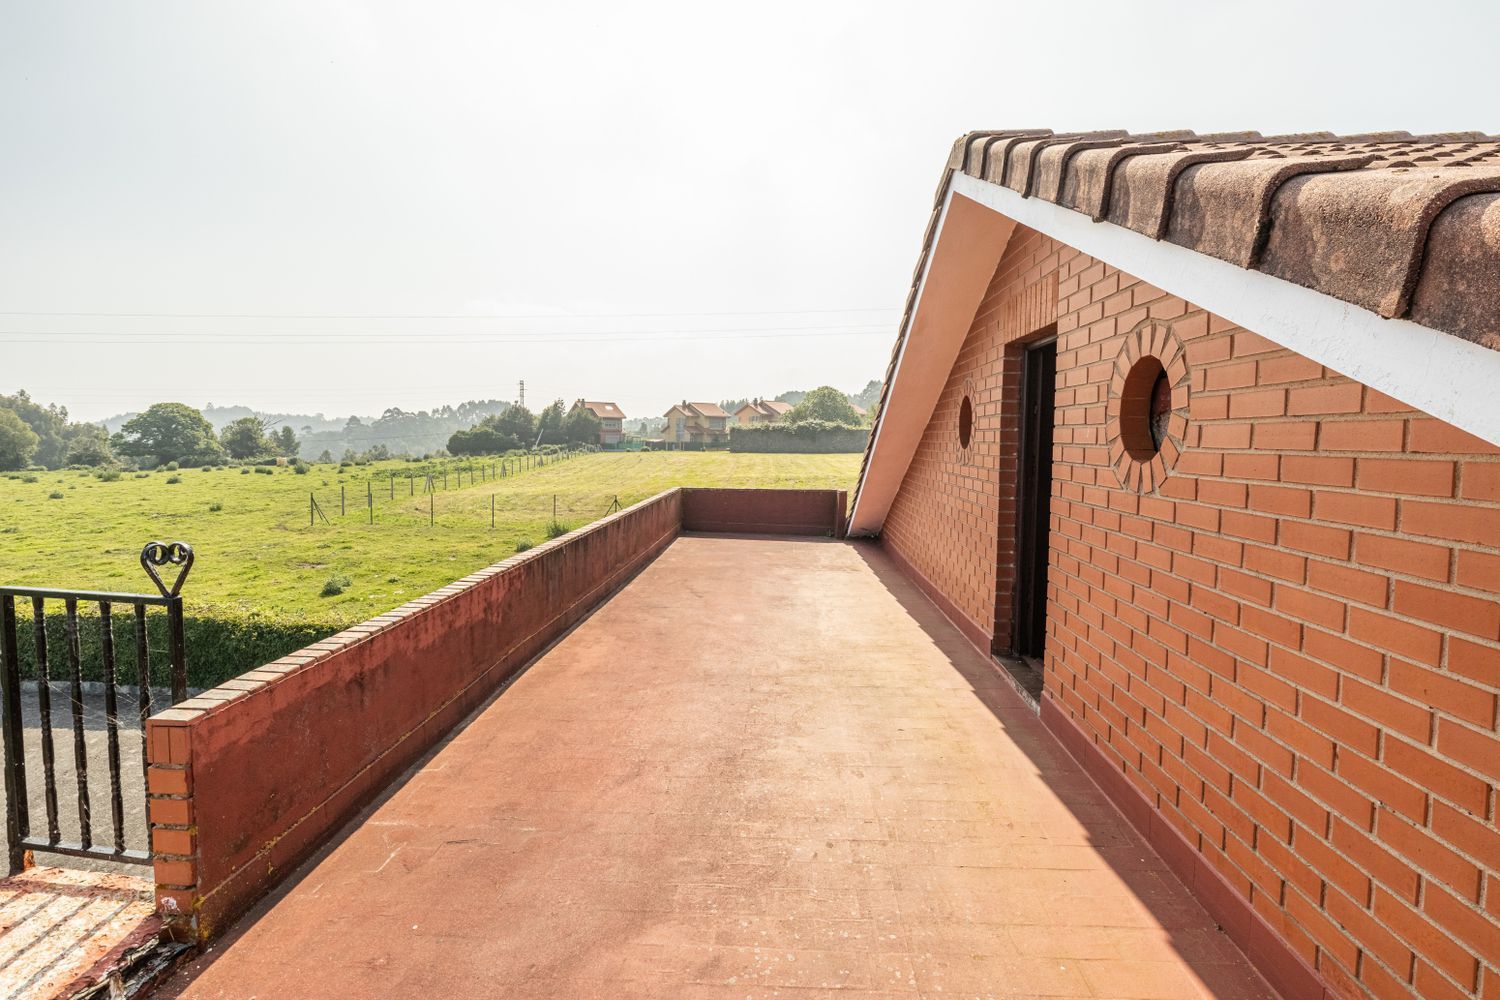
[
  {"left": 1106, "top": 320, "right": 1189, "bottom": 493},
  {"left": 955, "top": 378, "right": 978, "bottom": 460}
]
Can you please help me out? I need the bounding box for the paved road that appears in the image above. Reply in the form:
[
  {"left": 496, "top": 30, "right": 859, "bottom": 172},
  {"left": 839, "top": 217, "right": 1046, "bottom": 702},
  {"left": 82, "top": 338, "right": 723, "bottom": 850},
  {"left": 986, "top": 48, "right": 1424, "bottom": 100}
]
[
  {"left": 0, "top": 686, "right": 152, "bottom": 873},
  {"left": 163, "top": 536, "right": 1275, "bottom": 999}
]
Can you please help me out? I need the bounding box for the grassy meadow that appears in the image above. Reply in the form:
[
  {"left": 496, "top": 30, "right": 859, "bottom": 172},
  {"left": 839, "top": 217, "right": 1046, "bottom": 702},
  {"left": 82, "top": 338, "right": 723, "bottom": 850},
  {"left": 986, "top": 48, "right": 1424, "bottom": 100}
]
[{"left": 0, "top": 452, "right": 858, "bottom": 684}]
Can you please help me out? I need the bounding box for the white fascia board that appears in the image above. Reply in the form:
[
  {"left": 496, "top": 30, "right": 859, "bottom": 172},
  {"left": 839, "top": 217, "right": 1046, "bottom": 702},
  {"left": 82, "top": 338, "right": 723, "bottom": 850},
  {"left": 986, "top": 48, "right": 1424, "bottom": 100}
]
[
  {"left": 949, "top": 171, "right": 1500, "bottom": 447},
  {"left": 846, "top": 187, "right": 957, "bottom": 536}
]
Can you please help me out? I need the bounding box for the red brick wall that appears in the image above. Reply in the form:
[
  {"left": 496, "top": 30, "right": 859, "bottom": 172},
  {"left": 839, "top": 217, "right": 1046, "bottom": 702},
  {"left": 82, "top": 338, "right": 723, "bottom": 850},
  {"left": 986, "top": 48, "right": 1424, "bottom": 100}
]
[
  {"left": 883, "top": 227, "right": 1059, "bottom": 646},
  {"left": 881, "top": 226, "right": 1500, "bottom": 999},
  {"left": 681, "top": 487, "right": 847, "bottom": 537}
]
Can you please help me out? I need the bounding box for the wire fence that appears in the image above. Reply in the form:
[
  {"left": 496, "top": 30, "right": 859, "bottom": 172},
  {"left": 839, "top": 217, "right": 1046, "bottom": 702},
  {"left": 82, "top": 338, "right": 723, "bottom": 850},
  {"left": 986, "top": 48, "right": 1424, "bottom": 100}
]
[
  {"left": 298, "top": 446, "right": 638, "bottom": 538},
  {"left": 303, "top": 447, "right": 604, "bottom": 529}
]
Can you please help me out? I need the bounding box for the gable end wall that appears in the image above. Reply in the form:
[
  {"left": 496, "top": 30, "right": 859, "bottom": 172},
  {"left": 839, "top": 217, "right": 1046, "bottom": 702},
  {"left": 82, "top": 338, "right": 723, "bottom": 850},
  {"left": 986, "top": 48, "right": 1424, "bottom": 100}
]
[{"left": 881, "top": 224, "right": 1500, "bottom": 1000}]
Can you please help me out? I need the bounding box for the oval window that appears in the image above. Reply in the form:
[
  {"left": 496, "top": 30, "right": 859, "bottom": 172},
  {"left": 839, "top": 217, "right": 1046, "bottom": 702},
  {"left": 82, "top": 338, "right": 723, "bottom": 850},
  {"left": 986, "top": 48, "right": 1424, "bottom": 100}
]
[
  {"left": 1120, "top": 356, "right": 1168, "bottom": 460},
  {"left": 958, "top": 395, "right": 974, "bottom": 448}
]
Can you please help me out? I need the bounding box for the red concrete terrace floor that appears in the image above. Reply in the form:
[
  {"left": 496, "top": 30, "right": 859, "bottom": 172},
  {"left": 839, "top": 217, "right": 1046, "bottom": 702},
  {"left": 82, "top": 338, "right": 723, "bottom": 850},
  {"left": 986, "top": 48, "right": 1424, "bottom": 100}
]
[{"left": 159, "top": 536, "right": 1277, "bottom": 999}]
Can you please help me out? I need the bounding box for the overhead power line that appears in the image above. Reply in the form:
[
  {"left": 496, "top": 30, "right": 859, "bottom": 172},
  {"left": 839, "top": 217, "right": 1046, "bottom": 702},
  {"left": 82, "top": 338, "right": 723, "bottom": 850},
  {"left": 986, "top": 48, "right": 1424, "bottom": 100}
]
[
  {"left": 0, "top": 326, "right": 893, "bottom": 346},
  {"left": 0, "top": 306, "right": 897, "bottom": 320}
]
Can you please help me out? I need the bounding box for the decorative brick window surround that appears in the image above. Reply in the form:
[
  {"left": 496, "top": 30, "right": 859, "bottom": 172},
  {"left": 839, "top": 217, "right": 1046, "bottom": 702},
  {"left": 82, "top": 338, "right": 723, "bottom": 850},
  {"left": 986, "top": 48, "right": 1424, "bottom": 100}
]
[{"left": 1106, "top": 319, "right": 1189, "bottom": 492}]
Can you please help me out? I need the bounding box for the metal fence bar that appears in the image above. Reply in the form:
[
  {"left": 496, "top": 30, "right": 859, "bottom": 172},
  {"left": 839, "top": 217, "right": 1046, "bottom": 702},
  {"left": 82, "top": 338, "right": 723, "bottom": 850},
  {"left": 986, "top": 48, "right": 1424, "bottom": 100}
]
[
  {"left": 134, "top": 603, "right": 151, "bottom": 784},
  {"left": 168, "top": 599, "right": 187, "bottom": 705},
  {"left": 100, "top": 601, "right": 125, "bottom": 854},
  {"left": 31, "top": 596, "right": 59, "bottom": 842},
  {"left": 1, "top": 596, "right": 28, "bottom": 873},
  {"left": 64, "top": 598, "right": 92, "bottom": 850}
]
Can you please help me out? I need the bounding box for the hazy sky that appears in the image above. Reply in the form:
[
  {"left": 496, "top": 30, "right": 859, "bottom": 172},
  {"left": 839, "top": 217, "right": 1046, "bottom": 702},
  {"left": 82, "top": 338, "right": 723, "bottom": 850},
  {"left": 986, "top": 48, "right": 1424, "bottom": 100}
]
[{"left": 3, "top": 1, "right": 1496, "bottom": 422}]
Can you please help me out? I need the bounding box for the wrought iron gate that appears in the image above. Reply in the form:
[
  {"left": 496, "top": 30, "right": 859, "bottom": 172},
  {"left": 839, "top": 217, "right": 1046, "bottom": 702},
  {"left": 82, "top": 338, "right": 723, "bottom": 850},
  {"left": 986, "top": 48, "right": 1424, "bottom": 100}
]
[{"left": 0, "top": 541, "right": 193, "bottom": 874}]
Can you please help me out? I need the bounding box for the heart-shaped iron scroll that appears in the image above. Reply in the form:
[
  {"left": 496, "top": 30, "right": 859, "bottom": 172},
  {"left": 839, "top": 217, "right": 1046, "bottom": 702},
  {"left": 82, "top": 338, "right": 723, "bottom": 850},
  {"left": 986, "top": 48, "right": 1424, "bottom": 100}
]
[{"left": 140, "top": 541, "right": 195, "bottom": 598}]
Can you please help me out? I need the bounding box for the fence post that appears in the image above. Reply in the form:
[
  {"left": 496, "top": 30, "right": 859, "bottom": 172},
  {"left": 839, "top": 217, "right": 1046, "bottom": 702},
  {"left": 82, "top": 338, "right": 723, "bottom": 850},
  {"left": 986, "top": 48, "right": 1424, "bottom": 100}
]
[
  {"left": 341, "top": 485, "right": 345, "bottom": 516},
  {"left": 167, "top": 598, "right": 187, "bottom": 704},
  {"left": 430, "top": 492, "right": 434, "bottom": 527},
  {"left": 2, "top": 596, "right": 28, "bottom": 875},
  {"left": 309, "top": 492, "right": 313, "bottom": 527}
]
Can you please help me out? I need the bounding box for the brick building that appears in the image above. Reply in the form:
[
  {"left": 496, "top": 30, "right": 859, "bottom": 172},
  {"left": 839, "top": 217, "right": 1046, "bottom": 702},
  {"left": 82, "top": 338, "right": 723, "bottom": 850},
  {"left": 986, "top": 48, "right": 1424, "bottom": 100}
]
[
  {"left": 733, "top": 397, "right": 793, "bottom": 425},
  {"left": 570, "top": 399, "right": 625, "bottom": 446},
  {"left": 849, "top": 130, "right": 1500, "bottom": 999},
  {"left": 662, "top": 400, "right": 731, "bottom": 446}
]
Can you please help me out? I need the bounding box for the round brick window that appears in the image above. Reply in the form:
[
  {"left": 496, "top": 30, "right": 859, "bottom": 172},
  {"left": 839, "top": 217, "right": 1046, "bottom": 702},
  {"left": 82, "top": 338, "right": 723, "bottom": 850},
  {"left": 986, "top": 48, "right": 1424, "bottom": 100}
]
[
  {"left": 958, "top": 395, "right": 974, "bottom": 449},
  {"left": 1106, "top": 320, "right": 1189, "bottom": 493}
]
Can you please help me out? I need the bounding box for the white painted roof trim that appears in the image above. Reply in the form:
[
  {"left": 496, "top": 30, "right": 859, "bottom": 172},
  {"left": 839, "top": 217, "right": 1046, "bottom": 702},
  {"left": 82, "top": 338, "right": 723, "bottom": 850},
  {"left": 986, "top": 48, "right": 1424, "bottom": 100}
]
[
  {"left": 846, "top": 189, "right": 955, "bottom": 536},
  {"left": 951, "top": 171, "right": 1500, "bottom": 445},
  {"left": 849, "top": 172, "right": 1500, "bottom": 536}
]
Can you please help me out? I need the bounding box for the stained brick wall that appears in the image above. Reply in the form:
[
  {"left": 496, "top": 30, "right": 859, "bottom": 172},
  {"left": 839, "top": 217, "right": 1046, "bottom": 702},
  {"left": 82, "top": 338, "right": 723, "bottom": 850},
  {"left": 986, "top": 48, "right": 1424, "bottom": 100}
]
[{"left": 881, "top": 224, "right": 1500, "bottom": 999}]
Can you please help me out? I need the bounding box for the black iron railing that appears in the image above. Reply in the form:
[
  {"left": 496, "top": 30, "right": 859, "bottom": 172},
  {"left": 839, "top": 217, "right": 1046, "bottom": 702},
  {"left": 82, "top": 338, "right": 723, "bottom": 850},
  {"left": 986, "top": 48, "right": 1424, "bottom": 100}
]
[{"left": 0, "top": 541, "right": 193, "bottom": 873}]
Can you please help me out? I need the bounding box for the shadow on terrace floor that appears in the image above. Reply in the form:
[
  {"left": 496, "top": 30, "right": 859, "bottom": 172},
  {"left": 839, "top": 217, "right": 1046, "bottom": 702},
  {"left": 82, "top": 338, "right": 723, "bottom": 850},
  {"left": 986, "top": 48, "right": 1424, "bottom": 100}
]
[{"left": 848, "top": 539, "right": 1274, "bottom": 998}]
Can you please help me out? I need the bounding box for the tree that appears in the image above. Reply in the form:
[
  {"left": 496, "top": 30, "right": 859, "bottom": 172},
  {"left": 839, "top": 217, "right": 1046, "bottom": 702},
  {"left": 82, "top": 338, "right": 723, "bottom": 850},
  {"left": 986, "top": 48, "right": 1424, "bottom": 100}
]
[
  {"left": 221, "top": 416, "right": 273, "bottom": 460},
  {"left": 564, "top": 406, "right": 601, "bottom": 445},
  {"left": 65, "top": 424, "right": 115, "bottom": 466},
  {"left": 0, "top": 391, "right": 70, "bottom": 468},
  {"left": 317, "top": 449, "right": 334, "bottom": 463},
  {"left": 275, "top": 425, "right": 299, "bottom": 458},
  {"left": 786, "top": 386, "right": 861, "bottom": 425},
  {"left": 536, "top": 400, "right": 566, "bottom": 445},
  {"left": 0, "top": 407, "right": 40, "bottom": 470},
  {"left": 115, "top": 402, "right": 225, "bottom": 466},
  {"left": 849, "top": 379, "right": 883, "bottom": 411},
  {"left": 447, "top": 424, "right": 514, "bottom": 455},
  {"left": 492, "top": 404, "right": 535, "bottom": 446}
]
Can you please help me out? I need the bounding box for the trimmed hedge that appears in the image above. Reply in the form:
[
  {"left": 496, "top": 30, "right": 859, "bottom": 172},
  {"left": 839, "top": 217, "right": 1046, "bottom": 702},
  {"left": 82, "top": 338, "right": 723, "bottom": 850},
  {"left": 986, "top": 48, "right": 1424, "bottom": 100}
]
[
  {"left": 729, "top": 421, "right": 869, "bottom": 453},
  {"left": 6, "top": 603, "right": 343, "bottom": 690}
]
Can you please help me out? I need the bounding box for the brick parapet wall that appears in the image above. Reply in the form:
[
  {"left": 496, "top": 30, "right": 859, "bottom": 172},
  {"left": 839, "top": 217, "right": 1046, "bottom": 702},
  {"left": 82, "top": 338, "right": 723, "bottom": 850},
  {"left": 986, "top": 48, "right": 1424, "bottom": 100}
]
[
  {"left": 882, "top": 224, "right": 1500, "bottom": 998},
  {"left": 681, "top": 487, "right": 847, "bottom": 537}
]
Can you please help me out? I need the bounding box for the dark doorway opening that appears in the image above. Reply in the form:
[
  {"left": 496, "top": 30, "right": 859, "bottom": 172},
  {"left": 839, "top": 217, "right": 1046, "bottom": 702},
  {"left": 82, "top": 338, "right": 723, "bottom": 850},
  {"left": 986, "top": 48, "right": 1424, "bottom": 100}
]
[{"left": 1011, "top": 335, "right": 1057, "bottom": 669}]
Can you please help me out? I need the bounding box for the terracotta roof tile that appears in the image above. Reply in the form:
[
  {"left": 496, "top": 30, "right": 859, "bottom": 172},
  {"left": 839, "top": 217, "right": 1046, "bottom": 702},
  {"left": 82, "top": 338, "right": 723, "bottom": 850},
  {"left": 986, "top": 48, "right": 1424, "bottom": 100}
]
[
  {"left": 960, "top": 128, "right": 1500, "bottom": 342},
  {"left": 1409, "top": 192, "right": 1500, "bottom": 350},
  {"left": 1261, "top": 165, "right": 1500, "bottom": 318},
  {"left": 577, "top": 400, "right": 624, "bottom": 419},
  {"left": 1165, "top": 152, "right": 1379, "bottom": 267},
  {"left": 1105, "top": 147, "right": 1255, "bottom": 236}
]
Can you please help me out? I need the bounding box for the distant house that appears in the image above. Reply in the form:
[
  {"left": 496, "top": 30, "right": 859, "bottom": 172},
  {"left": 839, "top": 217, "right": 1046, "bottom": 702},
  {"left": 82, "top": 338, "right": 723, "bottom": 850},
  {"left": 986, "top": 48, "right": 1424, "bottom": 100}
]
[
  {"left": 571, "top": 400, "right": 625, "bottom": 446},
  {"left": 733, "top": 398, "right": 793, "bottom": 425},
  {"left": 662, "top": 401, "right": 731, "bottom": 446}
]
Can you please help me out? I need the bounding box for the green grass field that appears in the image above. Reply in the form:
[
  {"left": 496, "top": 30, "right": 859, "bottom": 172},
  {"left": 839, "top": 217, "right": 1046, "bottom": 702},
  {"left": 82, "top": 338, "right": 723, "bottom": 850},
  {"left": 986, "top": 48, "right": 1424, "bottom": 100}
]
[{"left": 1, "top": 451, "right": 858, "bottom": 624}]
